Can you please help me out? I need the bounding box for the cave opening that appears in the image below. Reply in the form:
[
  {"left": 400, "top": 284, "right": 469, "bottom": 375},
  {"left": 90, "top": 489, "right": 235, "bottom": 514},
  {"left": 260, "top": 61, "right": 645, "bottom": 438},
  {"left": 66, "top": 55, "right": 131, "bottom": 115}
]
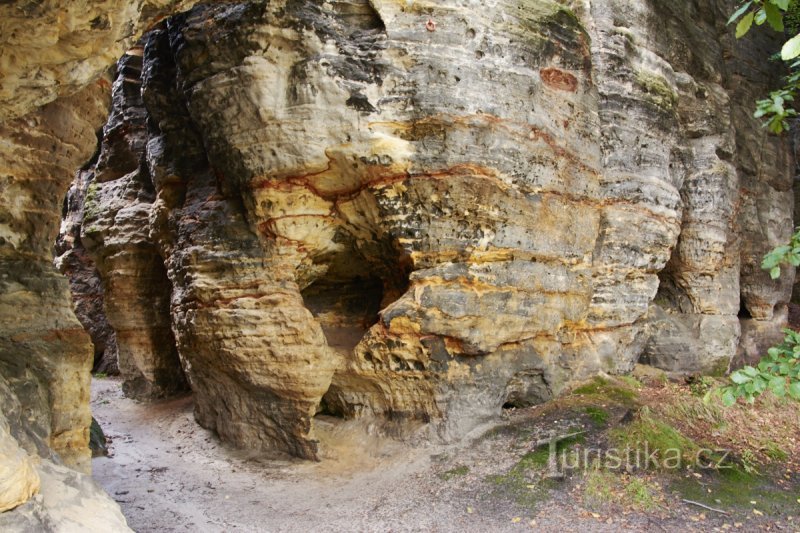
[
  {"left": 301, "top": 233, "right": 413, "bottom": 422},
  {"left": 301, "top": 274, "right": 385, "bottom": 358},
  {"left": 738, "top": 298, "right": 753, "bottom": 319}
]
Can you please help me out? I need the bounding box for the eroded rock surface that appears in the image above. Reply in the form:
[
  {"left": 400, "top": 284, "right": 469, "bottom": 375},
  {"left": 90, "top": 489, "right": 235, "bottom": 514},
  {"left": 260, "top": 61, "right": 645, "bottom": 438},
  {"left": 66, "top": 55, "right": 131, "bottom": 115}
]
[
  {"left": 68, "top": 0, "right": 794, "bottom": 459},
  {"left": 0, "top": 0, "right": 204, "bottom": 516},
  {"left": 56, "top": 168, "right": 120, "bottom": 375},
  {"left": 0, "top": 410, "right": 39, "bottom": 514},
  {"left": 82, "top": 47, "right": 189, "bottom": 399},
  {"left": 0, "top": 460, "right": 132, "bottom": 532},
  {"left": 0, "top": 83, "right": 111, "bottom": 473},
  {"left": 0, "top": 0, "right": 201, "bottom": 122}
]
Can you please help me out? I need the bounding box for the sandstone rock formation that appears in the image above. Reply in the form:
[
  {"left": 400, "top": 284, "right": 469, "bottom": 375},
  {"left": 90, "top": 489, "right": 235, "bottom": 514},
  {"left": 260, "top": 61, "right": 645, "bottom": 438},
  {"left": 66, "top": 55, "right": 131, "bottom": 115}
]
[
  {"left": 0, "top": 83, "right": 111, "bottom": 473},
  {"left": 0, "top": 0, "right": 200, "bottom": 122},
  {"left": 61, "top": 0, "right": 793, "bottom": 461},
  {"left": 0, "top": 0, "right": 202, "bottom": 516},
  {"left": 56, "top": 168, "right": 120, "bottom": 375},
  {"left": 0, "top": 410, "right": 39, "bottom": 513},
  {"left": 0, "top": 0, "right": 795, "bottom": 483},
  {"left": 81, "top": 46, "right": 189, "bottom": 399},
  {"left": 0, "top": 460, "right": 132, "bottom": 532}
]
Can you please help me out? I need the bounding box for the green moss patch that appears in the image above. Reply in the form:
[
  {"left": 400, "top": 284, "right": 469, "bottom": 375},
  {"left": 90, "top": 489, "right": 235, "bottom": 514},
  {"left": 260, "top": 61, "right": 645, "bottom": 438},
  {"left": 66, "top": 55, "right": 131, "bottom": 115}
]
[
  {"left": 635, "top": 71, "right": 678, "bottom": 111},
  {"left": 486, "top": 435, "right": 583, "bottom": 510},
  {"left": 583, "top": 469, "right": 662, "bottom": 512},
  {"left": 585, "top": 406, "right": 610, "bottom": 425},
  {"left": 671, "top": 466, "right": 798, "bottom": 516},
  {"left": 572, "top": 376, "right": 639, "bottom": 406},
  {"left": 439, "top": 465, "right": 470, "bottom": 481},
  {"left": 609, "top": 407, "right": 700, "bottom": 469}
]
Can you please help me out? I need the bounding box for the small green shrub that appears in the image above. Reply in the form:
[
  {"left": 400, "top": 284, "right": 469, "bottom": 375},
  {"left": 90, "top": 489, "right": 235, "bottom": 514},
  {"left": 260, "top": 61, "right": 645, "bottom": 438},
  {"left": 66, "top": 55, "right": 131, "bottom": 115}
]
[
  {"left": 718, "top": 328, "right": 800, "bottom": 406},
  {"left": 584, "top": 406, "right": 610, "bottom": 425}
]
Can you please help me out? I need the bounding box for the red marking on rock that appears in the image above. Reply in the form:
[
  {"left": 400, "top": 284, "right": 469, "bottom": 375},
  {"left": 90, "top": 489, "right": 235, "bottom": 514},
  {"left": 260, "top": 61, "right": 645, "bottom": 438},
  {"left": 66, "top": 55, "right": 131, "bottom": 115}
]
[{"left": 540, "top": 67, "right": 578, "bottom": 92}]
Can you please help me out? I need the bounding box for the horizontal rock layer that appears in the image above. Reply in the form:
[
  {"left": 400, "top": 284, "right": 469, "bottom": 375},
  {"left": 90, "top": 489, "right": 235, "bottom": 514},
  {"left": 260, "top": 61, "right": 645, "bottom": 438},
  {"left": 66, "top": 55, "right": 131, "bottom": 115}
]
[
  {"left": 69, "top": 0, "right": 794, "bottom": 459},
  {"left": 0, "top": 0, "right": 206, "bottom": 515}
]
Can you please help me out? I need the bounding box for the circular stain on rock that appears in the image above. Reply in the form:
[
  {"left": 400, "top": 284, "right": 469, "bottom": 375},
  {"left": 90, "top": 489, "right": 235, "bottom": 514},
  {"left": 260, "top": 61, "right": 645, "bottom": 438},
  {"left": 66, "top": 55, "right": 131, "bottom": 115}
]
[{"left": 540, "top": 67, "right": 578, "bottom": 92}]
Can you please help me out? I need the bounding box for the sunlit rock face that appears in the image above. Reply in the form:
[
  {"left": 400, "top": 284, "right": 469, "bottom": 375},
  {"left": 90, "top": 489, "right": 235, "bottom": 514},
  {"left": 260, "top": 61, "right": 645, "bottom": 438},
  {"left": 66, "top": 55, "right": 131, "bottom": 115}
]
[
  {"left": 55, "top": 168, "right": 120, "bottom": 376},
  {"left": 0, "top": 0, "right": 203, "bottom": 520},
  {"left": 0, "top": 0, "right": 201, "bottom": 122},
  {"left": 68, "top": 0, "right": 793, "bottom": 459}
]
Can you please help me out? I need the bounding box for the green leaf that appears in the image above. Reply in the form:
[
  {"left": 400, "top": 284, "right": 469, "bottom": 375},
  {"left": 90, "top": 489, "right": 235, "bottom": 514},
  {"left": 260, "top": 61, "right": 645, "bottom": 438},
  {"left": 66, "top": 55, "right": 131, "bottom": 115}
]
[
  {"left": 729, "top": 1, "right": 754, "bottom": 24},
  {"left": 742, "top": 366, "right": 759, "bottom": 377},
  {"left": 737, "top": 12, "right": 755, "bottom": 37},
  {"left": 722, "top": 388, "right": 737, "bottom": 407},
  {"left": 770, "top": 0, "right": 790, "bottom": 11},
  {"left": 769, "top": 376, "right": 786, "bottom": 396},
  {"left": 789, "top": 381, "right": 800, "bottom": 400},
  {"left": 781, "top": 33, "right": 800, "bottom": 61},
  {"left": 771, "top": 266, "right": 781, "bottom": 279},
  {"left": 755, "top": 8, "right": 767, "bottom": 25},
  {"left": 764, "top": 2, "right": 784, "bottom": 31},
  {"left": 731, "top": 371, "right": 752, "bottom": 384}
]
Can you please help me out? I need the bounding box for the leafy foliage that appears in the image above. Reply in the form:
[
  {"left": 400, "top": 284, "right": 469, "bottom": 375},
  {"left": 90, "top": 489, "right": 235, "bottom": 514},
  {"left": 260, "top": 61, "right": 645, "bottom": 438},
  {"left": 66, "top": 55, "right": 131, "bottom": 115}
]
[
  {"left": 718, "top": 2, "right": 800, "bottom": 407},
  {"left": 760, "top": 226, "right": 800, "bottom": 278},
  {"left": 719, "top": 329, "right": 800, "bottom": 406},
  {"left": 730, "top": 0, "right": 800, "bottom": 133}
]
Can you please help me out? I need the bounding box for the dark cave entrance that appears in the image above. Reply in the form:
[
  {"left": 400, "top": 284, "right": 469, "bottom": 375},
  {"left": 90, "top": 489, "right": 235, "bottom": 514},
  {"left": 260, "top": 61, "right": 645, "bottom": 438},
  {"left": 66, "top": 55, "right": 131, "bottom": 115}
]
[
  {"left": 301, "top": 236, "right": 412, "bottom": 421},
  {"left": 738, "top": 298, "right": 753, "bottom": 319},
  {"left": 301, "top": 275, "right": 385, "bottom": 358}
]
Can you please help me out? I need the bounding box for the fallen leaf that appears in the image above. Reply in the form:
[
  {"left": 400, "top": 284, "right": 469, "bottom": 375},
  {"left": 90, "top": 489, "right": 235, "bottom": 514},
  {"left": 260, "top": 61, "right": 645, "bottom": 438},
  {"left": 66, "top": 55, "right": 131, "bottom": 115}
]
[
  {"left": 512, "top": 517, "right": 522, "bottom": 523},
  {"left": 467, "top": 506, "right": 474, "bottom": 514}
]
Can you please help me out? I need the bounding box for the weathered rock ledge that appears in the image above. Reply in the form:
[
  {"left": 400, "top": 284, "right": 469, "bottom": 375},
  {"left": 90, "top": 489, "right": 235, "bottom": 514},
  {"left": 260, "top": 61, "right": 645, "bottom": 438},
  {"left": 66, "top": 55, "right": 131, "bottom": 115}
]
[
  {"left": 0, "top": 6, "right": 794, "bottom": 521},
  {"left": 65, "top": 0, "right": 795, "bottom": 460}
]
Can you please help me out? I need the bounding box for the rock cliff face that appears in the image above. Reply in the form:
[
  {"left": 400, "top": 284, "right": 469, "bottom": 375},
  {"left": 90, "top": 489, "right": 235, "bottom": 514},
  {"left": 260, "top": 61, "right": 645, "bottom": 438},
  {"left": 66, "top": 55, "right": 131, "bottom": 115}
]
[
  {"left": 63, "top": 0, "right": 793, "bottom": 460},
  {"left": 0, "top": 0, "right": 200, "bottom": 517},
  {"left": 0, "top": 0, "right": 794, "bottom": 482},
  {"left": 55, "top": 168, "right": 120, "bottom": 376},
  {"left": 81, "top": 46, "right": 189, "bottom": 399}
]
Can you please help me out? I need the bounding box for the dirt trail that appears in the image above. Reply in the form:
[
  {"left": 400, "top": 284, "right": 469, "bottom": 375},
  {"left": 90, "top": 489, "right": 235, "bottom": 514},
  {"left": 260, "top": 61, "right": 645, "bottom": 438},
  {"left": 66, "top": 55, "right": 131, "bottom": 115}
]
[
  {"left": 91, "top": 377, "right": 767, "bottom": 532},
  {"left": 91, "top": 377, "right": 505, "bottom": 532}
]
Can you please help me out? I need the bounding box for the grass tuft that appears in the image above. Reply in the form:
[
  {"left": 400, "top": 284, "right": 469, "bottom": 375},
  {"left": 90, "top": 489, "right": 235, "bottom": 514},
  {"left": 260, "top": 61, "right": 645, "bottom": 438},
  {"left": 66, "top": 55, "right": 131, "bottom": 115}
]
[
  {"left": 439, "top": 465, "right": 469, "bottom": 481},
  {"left": 609, "top": 407, "right": 699, "bottom": 469},
  {"left": 585, "top": 406, "right": 610, "bottom": 425}
]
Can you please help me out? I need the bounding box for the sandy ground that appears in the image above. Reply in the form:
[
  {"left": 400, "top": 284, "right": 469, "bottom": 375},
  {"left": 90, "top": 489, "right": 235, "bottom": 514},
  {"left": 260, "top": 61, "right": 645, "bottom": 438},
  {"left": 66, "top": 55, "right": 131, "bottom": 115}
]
[
  {"left": 91, "top": 377, "right": 517, "bottom": 532},
  {"left": 91, "top": 377, "right": 762, "bottom": 532}
]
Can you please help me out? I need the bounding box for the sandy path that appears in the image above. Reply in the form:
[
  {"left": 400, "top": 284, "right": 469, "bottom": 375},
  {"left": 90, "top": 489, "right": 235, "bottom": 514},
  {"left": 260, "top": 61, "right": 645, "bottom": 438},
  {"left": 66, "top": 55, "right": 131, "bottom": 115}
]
[
  {"left": 90, "top": 377, "right": 526, "bottom": 532},
  {"left": 92, "top": 377, "right": 723, "bottom": 532}
]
